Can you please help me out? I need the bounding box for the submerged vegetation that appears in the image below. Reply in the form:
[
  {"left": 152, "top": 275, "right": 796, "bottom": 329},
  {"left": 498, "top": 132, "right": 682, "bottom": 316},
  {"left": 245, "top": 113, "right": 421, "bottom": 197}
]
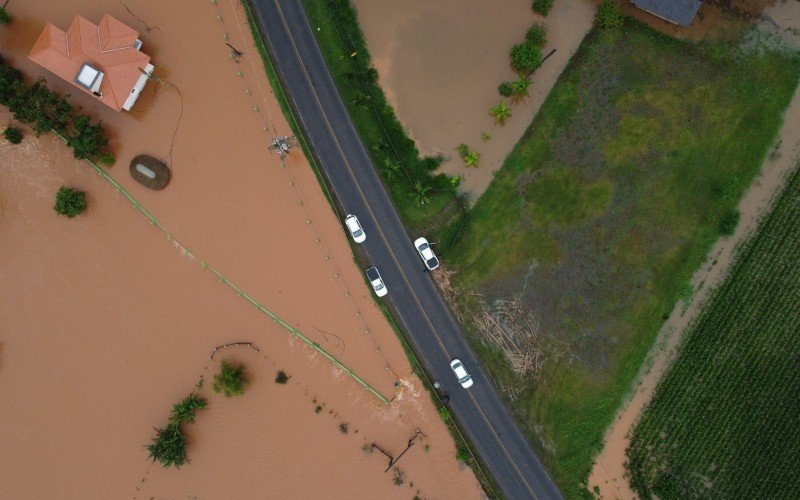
[
  {"left": 53, "top": 187, "right": 86, "bottom": 218},
  {"left": 627, "top": 167, "right": 800, "bottom": 499},
  {"left": 213, "top": 359, "right": 249, "bottom": 397},
  {"left": 147, "top": 392, "right": 208, "bottom": 469}
]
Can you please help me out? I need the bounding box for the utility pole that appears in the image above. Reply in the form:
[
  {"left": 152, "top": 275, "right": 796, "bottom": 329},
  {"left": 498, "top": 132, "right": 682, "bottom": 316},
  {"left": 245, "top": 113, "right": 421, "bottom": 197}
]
[{"left": 269, "top": 135, "right": 298, "bottom": 162}]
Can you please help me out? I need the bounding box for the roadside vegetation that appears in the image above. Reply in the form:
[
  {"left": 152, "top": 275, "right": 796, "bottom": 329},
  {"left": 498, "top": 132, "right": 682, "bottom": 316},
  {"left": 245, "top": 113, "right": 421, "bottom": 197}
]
[
  {"left": 441, "top": 18, "right": 800, "bottom": 495},
  {"left": 301, "top": 0, "right": 466, "bottom": 243},
  {"left": 626, "top": 166, "right": 800, "bottom": 498}
]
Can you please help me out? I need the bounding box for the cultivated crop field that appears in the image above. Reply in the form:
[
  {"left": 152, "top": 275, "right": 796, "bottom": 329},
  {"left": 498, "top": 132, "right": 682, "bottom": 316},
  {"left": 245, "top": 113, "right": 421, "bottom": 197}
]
[{"left": 625, "top": 166, "right": 800, "bottom": 499}]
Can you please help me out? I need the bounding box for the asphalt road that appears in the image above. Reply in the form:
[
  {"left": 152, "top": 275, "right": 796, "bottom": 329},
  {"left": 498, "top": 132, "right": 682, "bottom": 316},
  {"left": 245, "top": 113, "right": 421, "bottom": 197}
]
[{"left": 249, "top": 1, "right": 562, "bottom": 497}]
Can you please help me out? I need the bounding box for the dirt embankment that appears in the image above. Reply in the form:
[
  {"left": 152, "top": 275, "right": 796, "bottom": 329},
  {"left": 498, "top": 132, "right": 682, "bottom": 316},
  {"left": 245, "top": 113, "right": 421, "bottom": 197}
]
[
  {"left": 588, "top": 2, "right": 800, "bottom": 498},
  {"left": 0, "top": 0, "right": 481, "bottom": 497},
  {"left": 352, "top": 0, "right": 596, "bottom": 200}
]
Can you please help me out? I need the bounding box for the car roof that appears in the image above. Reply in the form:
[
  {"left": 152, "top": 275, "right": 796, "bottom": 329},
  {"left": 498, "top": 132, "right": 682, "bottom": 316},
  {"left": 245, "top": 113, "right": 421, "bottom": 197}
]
[{"left": 366, "top": 267, "right": 379, "bottom": 279}]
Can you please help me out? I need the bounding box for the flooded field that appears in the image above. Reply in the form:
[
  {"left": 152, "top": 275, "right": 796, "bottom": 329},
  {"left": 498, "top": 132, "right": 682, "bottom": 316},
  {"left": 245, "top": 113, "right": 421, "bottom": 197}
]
[
  {"left": 352, "top": 0, "right": 595, "bottom": 199},
  {"left": 0, "top": 0, "right": 480, "bottom": 497}
]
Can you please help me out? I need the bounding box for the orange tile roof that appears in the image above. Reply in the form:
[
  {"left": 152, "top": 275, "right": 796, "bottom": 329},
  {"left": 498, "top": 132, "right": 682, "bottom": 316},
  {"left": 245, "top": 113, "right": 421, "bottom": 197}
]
[{"left": 29, "top": 14, "right": 151, "bottom": 111}]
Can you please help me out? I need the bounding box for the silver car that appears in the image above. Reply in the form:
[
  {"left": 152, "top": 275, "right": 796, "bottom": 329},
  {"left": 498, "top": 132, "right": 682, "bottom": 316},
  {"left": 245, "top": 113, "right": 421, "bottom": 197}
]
[
  {"left": 365, "top": 266, "right": 387, "bottom": 297},
  {"left": 450, "top": 359, "right": 474, "bottom": 388},
  {"left": 414, "top": 237, "right": 440, "bottom": 270},
  {"left": 345, "top": 214, "right": 366, "bottom": 243}
]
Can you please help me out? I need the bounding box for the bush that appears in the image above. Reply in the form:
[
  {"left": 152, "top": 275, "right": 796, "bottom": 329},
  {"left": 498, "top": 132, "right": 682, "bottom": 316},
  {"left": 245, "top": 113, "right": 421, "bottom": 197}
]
[
  {"left": 455, "top": 445, "right": 471, "bottom": 463},
  {"left": 3, "top": 126, "right": 22, "bottom": 144},
  {"left": 169, "top": 393, "right": 207, "bottom": 424},
  {"left": 53, "top": 187, "right": 86, "bottom": 218},
  {"left": 66, "top": 115, "right": 108, "bottom": 160},
  {"left": 392, "top": 467, "right": 406, "bottom": 486},
  {"left": 438, "top": 406, "right": 452, "bottom": 421},
  {"left": 525, "top": 23, "right": 548, "bottom": 48},
  {"left": 596, "top": 0, "right": 624, "bottom": 29},
  {"left": 146, "top": 422, "right": 188, "bottom": 468},
  {"left": 531, "top": 0, "right": 554, "bottom": 16},
  {"left": 498, "top": 81, "right": 514, "bottom": 97},
  {"left": 95, "top": 151, "right": 116, "bottom": 167},
  {"left": 338, "top": 422, "right": 349, "bottom": 434},
  {"left": 0, "top": 7, "right": 12, "bottom": 25},
  {"left": 719, "top": 209, "right": 740, "bottom": 235},
  {"left": 275, "top": 370, "right": 289, "bottom": 384},
  {"left": 213, "top": 359, "right": 249, "bottom": 397},
  {"left": 510, "top": 42, "right": 543, "bottom": 74}
]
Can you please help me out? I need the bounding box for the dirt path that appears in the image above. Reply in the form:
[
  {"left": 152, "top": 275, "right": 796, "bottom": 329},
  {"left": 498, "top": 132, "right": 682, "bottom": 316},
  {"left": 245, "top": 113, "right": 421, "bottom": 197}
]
[
  {"left": 352, "top": 0, "right": 596, "bottom": 200},
  {"left": 0, "top": 0, "right": 481, "bottom": 497},
  {"left": 587, "top": 3, "right": 800, "bottom": 498}
]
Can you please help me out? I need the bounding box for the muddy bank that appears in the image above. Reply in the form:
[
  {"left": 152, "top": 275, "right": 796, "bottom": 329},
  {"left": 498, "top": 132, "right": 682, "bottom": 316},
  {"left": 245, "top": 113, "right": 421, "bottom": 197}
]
[
  {"left": 352, "top": 0, "right": 596, "bottom": 199},
  {"left": 587, "top": 3, "right": 800, "bottom": 498},
  {"left": 0, "top": 0, "right": 480, "bottom": 497}
]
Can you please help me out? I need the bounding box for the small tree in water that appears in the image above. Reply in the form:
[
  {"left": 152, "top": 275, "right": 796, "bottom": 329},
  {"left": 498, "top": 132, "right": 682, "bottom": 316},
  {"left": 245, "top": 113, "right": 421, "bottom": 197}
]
[
  {"left": 3, "top": 126, "right": 22, "bottom": 144},
  {"left": 213, "top": 359, "right": 248, "bottom": 397},
  {"left": 0, "top": 7, "right": 12, "bottom": 25},
  {"left": 146, "top": 422, "right": 188, "bottom": 468},
  {"left": 490, "top": 101, "right": 512, "bottom": 124},
  {"left": 53, "top": 186, "right": 86, "bottom": 218},
  {"left": 169, "top": 393, "right": 207, "bottom": 424}
]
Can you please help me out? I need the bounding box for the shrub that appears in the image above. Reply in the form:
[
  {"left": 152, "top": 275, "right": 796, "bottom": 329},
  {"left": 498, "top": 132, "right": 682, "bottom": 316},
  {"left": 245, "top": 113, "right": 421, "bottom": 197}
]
[
  {"left": 338, "top": 422, "right": 349, "bottom": 434},
  {"left": 275, "top": 370, "right": 289, "bottom": 384},
  {"left": 392, "top": 467, "right": 406, "bottom": 486},
  {"left": 314, "top": 405, "right": 323, "bottom": 413},
  {"left": 95, "top": 151, "right": 116, "bottom": 167},
  {"left": 66, "top": 115, "right": 108, "bottom": 160},
  {"left": 0, "top": 7, "right": 12, "bottom": 25},
  {"left": 53, "top": 187, "right": 86, "bottom": 218},
  {"left": 361, "top": 443, "right": 373, "bottom": 455},
  {"left": 3, "top": 126, "right": 22, "bottom": 144},
  {"left": 455, "top": 445, "right": 470, "bottom": 463},
  {"left": 169, "top": 393, "right": 207, "bottom": 424},
  {"left": 146, "top": 422, "right": 188, "bottom": 468},
  {"left": 596, "top": 0, "right": 624, "bottom": 29},
  {"left": 531, "top": 0, "right": 554, "bottom": 16},
  {"left": 525, "top": 23, "right": 548, "bottom": 48},
  {"left": 213, "top": 359, "right": 249, "bottom": 397},
  {"left": 510, "top": 42, "right": 543, "bottom": 74},
  {"left": 719, "top": 209, "right": 740, "bottom": 235},
  {"left": 498, "top": 81, "right": 514, "bottom": 97},
  {"left": 438, "top": 407, "right": 451, "bottom": 421}
]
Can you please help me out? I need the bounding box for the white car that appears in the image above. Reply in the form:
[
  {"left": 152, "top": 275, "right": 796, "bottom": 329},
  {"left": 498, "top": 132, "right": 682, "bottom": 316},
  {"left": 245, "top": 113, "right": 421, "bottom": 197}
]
[
  {"left": 345, "top": 214, "right": 366, "bottom": 243},
  {"left": 414, "top": 237, "right": 440, "bottom": 270},
  {"left": 450, "top": 359, "right": 474, "bottom": 388},
  {"left": 365, "top": 266, "right": 388, "bottom": 297}
]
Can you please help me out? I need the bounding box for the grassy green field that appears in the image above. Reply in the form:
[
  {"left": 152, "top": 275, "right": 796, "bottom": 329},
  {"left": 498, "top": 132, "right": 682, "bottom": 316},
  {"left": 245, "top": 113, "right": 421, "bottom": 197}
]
[
  {"left": 626, "top": 165, "right": 800, "bottom": 499},
  {"left": 302, "top": 0, "right": 466, "bottom": 242},
  {"left": 443, "top": 20, "right": 800, "bottom": 496}
]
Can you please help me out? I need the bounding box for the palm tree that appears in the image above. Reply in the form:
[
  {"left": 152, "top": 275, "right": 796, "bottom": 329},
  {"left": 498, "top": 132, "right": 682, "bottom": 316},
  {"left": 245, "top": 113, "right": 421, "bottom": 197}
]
[
  {"left": 383, "top": 157, "right": 401, "bottom": 181},
  {"left": 450, "top": 175, "right": 461, "bottom": 188},
  {"left": 464, "top": 150, "right": 480, "bottom": 168},
  {"left": 411, "top": 180, "right": 432, "bottom": 206},
  {"left": 511, "top": 76, "right": 532, "bottom": 99},
  {"left": 490, "top": 101, "right": 512, "bottom": 124}
]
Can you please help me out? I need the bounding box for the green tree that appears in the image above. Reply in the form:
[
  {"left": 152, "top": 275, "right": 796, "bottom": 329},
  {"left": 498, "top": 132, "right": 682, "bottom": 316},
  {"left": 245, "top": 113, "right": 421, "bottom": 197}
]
[
  {"left": 95, "top": 151, "right": 116, "bottom": 167},
  {"left": 53, "top": 186, "right": 86, "bottom": 218},
  {"left": 498, "top": 81, "right": 514, "bottom": 97},
  {"left": 213, "top": 359, "right": 248, "bottom": 397},
  {"left": 596, "top": 0, "right": 624, "bottom": 29},
  {"left": 511, "top": 76, "right": 532, "bottom": 98},
  {"left": 525, "top": 23, "right": 548, "bottom": 48},
  {"left": 169, "top": 393, "right": 207, "bottom": 424},
  {"left": 490, "top": 101, "right": 512, "bottom": 124},
  {"left": 531, "top": 0, "right": 554, "bottom": 16},
  {"left": 146, "top": 422, "right": 188, "bottom": 468},
  {"left": 0, "top": 7, "right": 12, "bottom": 25},
  {"left": 275, "top": 370, "right": 289, "bottom": 384},
  {"left": 3, "top": 126, "right": 22, "bottom": 144},
  {"left": 411, "top": 180, "right": 432, "bottom": 206},
  {"left": 718, "top": 209, "right": 740, "bottom": 236},
  {"left": 457, "top": 144, "right": 480, "bottom": 168},
  {"left": 510, "top": 42, "right": 542, "bottom": 74},
  {"left": 382, "top": 157, "right": 401, "bottom": 181},
  {"left": 66, "top": 114, "right": 108, "bottom": 160}
]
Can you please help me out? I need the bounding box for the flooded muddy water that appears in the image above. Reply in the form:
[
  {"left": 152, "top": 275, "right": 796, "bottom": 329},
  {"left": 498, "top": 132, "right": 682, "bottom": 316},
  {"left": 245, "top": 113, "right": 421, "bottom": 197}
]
[
  {"left": 0, "top": 0, "right": 480, "bottom": 497},
  {"left": 352, "top": 0, "right": 596, "bottom": 199}
]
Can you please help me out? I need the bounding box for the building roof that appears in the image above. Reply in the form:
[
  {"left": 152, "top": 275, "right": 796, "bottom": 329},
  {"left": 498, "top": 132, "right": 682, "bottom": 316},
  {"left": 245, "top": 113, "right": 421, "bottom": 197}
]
[
  {"left": 29, "top": 14, "right": 151, "bottom": 111},
  {"left": 631, "top": 0, "right": 702, "bottom": 27}
]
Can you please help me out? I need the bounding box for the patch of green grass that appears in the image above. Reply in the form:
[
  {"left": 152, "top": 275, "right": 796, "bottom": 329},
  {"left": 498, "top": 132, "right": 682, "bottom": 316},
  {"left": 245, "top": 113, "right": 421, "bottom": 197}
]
[
  {"left": 446, "top": 19, "right": 800, "bottom": 496},
  {"left": 627, "top": 166, "right": 800, "bottom": 498}
]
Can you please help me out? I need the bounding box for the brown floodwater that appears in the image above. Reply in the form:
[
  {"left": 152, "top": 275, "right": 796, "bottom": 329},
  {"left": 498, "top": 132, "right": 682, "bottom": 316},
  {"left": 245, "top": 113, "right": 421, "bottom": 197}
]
[
  {"left": 351, "top": 0, "right": 596, "bottom": 199},
  {"left": 0, "top": 0, "right": 481, "bottom": 497}
]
